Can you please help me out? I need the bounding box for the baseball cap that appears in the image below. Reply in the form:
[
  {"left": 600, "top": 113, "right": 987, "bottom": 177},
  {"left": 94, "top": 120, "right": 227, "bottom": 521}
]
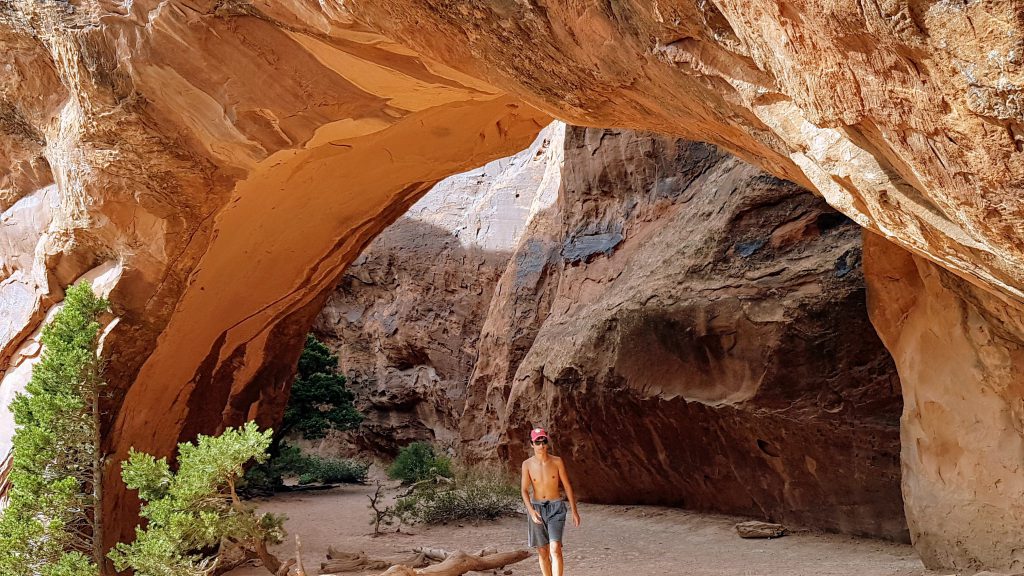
[{"left": 530, "top": 428, "right": 549, "bottom": 442}]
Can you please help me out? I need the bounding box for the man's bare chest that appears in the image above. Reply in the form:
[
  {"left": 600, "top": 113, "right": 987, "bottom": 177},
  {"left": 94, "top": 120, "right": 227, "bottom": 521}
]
[{"left": 529, "top": 460, "right": 559, "bottom": 485}]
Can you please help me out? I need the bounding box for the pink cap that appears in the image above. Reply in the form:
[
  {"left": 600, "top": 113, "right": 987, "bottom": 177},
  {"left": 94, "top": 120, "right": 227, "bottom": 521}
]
[{"left": 530, "top": 427, "right": 549, "bottom": 442}]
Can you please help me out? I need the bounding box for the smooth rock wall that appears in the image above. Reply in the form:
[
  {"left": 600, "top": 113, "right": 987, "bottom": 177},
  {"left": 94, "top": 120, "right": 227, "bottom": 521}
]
[{"left": 866, "top": 233, "right": 1024, "bottom": 570}]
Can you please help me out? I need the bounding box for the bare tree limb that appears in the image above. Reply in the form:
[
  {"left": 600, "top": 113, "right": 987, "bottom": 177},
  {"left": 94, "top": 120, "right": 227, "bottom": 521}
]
[
  {"left": 375, "top": 549, "right": 531, "bottom": 576},
  {"left": 294, "top": 534, "right": 307, "bottom": 576}
]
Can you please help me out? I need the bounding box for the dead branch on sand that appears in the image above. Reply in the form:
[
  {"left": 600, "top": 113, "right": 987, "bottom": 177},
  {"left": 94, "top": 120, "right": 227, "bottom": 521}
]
[
  {"left": 398, "top": 475, "right": 454, "bottom": 498},
  {"left": 321, "top": 547, "right": 429, "bottom": 572},
  {"left": 375, "top": 549, "right": 531, "bottom": 576},
  {"left": 410, "top": 546, "right": 497, "bottom": 562}
]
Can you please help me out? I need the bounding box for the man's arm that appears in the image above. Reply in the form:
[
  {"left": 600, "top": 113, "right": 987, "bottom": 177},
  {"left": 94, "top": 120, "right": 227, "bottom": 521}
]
[
  {"left": 521, "top": 460, "right": 541, "bottom": 524},
  {"left": 556, "top": 458, "right": 582, "bottom": 527}
]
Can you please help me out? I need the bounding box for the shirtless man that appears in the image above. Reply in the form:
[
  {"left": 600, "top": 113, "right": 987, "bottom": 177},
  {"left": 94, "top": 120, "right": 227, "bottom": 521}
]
[{"left": 521, "top": 427, "right": 581, "bottom": 576}]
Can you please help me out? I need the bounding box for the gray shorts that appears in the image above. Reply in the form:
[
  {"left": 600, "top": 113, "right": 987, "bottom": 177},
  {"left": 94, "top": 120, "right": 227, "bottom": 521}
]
[{"left": 527, "top": 499, "right": 568, "bottom": 548}]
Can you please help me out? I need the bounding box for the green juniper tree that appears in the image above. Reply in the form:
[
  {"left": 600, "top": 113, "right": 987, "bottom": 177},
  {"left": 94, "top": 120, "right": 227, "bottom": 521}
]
[
  {"left": 282, "top": 334, "right": 362, "bottom": 440},
  {"left": 244, "top": 334, "right": 363, "bottom": 494},
  {"left": 0, "top": 282, "right": 109, "bottom": 576},
  {"left": 109, "top": 422, "right": 286, "bottom": 576}
]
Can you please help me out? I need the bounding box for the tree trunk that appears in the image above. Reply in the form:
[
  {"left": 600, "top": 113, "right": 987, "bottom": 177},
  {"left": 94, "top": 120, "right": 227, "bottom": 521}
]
[
  {"left": 92, "top": 382, "right": 104, "bottom": 568},
  {"left": 256, "top": 538, "right": 283, "bottom": 574}
]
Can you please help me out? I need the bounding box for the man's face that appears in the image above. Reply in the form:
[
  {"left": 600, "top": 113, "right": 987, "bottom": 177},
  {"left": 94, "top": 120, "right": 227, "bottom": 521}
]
[{"left": 531, "top": 436, "right": 550, "bottom": 454}]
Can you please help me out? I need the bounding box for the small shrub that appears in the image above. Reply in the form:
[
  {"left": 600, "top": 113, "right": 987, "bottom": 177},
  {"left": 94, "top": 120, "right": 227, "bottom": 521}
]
[
  {"left": 395, "top": 467, "right": 519, "bottom": 525},
  {"left": 297, "top": 456, "right": 368, "bottom": 485},
  {"left": 241, "top": 444, "right": 306, "bottom": 495},
  {"left": 108, "top": 422, "right": 286, "bottom": 576},
  {"left": 242, "top": 447, "right": 366, "bottom": 493},
  {"left": 388, "top": 442, "right": 453, "bottom": 484}
]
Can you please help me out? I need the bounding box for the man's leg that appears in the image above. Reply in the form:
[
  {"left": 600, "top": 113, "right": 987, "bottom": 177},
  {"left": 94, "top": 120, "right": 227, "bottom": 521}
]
[
  {"left": 551, "top": 541, "right": 563, "bottom": 576},
  {"left": 537, "top": 544, "right": 553, "bottom": 576}
]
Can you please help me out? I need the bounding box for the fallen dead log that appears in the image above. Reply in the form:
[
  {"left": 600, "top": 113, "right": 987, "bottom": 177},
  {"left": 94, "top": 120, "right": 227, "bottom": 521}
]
[
  {"left": 409, "top": 546, "right": 494, "bottom": 561},
  {"left": 377, "top": 549, "right": 531, "bottom": 576},
  {"left": 322, "top": 548, "right": 429, "bottom": 572}
]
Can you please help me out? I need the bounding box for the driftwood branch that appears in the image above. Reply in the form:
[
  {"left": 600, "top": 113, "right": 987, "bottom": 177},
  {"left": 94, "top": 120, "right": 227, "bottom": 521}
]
[
  {"left": 412, "top": 546, "right": 450, "bottom": 562},
  {"left": 294, "top": 534, "right": 308, "bottom": 576},
  {"left": 274, "top": 559, "right": 296, "bottom": 576},
  {"left": 376, "top": 549, "right": 531, "bottom": 576},
  {"left": 322, "top": 548, "right": 429, "bottom": 572},
  {"left": 408, "top": 546, "right": 496, "bottom": 561},
  {"left": 271, "top": 534, "right": 306, "bottom": 576},
  {"left": 399, "top": 475, "right": 454, "bottom": 498}
]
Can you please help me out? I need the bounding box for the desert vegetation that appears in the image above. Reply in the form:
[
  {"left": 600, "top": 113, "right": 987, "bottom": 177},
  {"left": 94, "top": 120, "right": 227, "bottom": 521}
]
[
  {"left": 243, "top": 334, "right": 365, "bottom": 495},
  {"left": 109, "top": 423, "right": 286, "bottom": 575},
  {"left": 0, "top": 283, "right": 109, "bottom": 576}
]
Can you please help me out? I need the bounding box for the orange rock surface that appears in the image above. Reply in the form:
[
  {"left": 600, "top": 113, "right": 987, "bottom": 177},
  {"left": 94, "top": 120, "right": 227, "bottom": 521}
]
[
  {"left": 1, "top": 0, "right": 1023, "bottom": 571},
  {"left": 349, "top": 0, "right": 1024, "bottom": 304},
  {"left": 0, "top": 2, "right": 548, "bottom": 563}
]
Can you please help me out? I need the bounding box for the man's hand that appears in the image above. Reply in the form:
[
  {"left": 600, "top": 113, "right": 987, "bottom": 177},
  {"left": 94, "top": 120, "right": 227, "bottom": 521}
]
[
  {"left": 572, "top": 509, "right": 581, "bottom": 528},
  {"left": 529, "top": 508, "right": 543, "bottom": 524}
]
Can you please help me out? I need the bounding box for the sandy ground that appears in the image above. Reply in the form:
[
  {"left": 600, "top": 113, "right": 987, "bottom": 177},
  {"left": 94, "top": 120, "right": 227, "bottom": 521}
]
[{"left": 226, "top": 482, "right": 933, "bottom": 576}]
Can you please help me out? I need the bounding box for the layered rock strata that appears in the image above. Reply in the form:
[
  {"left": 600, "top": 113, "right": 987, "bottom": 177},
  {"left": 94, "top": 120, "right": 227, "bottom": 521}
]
[
  {"left": 312, "top": 123, "right": 564, "bottom": 457},
  {"left": 0, "top": 3, "right": 548, "bottom": 563},
  {"left": 461, "top": 127, "right": 906, "bottom": 540},
  {"left": 866, "top": 235, "right": 1024, "bottom": 571},
  {"left": 0, "top": 0, "right": 1022, "bottom": 571},
  {"left": 349, "top": 0, "right": 1024, "bottom": 307}
]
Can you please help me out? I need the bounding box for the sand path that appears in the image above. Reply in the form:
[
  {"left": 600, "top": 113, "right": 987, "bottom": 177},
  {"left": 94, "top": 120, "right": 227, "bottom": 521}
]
[{"left": 227, "top": 483, "right": 931, "bottom": 576}]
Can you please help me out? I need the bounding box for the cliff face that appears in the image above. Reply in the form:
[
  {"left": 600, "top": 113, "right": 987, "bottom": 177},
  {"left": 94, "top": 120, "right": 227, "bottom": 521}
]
[
  {"left": 319, "top": 126, "right": 904, "bottom": 538},
  {"left": 0, "top": 2, "right": 548, "bottom": 559},
  {"left": 1, "top": 0, "right": 1023, "bottom": 571},
  {"left": 457, "top": 127, "right": 906, "bottom": 539},
  {"left": 312, "top": 123, "right": 564, "bottom": 457},
  {"left": 866, "top": 236, "right": 1024, "bottom": 571}
]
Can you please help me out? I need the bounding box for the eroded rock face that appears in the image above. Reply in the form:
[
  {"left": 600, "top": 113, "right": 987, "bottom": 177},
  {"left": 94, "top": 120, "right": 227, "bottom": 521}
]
[
  {"left": 463, "top": 127, "right": 906, "bottom": 539},
  {"left": 348, "top": 0, "right": 1024, "bottom": 307},
  {"left": 311, "top": 123, "right": 564, "bottom": 457},
  {"left": 1, "top": 0, "right": 1023, "bottom": 570},
  {"left": 866, "top": 234, "right": 1024, "bottom": 571},
  {"left": 0, "top": 2, "right": 548, "bottom": 562}
]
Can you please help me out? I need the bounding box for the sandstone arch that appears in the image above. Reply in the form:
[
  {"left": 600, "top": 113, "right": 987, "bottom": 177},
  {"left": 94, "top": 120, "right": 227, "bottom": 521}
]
[{"left": 1, "top": 0, "right": 1023, "bottom": 572}]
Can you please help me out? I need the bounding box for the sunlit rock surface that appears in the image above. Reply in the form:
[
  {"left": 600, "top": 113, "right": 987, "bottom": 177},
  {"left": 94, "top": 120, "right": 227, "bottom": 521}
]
[
  {"left": 0, "top": 3, "right": 548, "bottom": 563},
  {"left": 1, "top": 0, "right": 1023, "bottom": 570},
  {"left": 866, "top": 234, "right": 1024, "bottom": 571},
  {"left": 348, "top": 0, "right": 1024, "bottom": 306},
  {"left": 312, "top": 123, "right": 564, "bottom": 457}
]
